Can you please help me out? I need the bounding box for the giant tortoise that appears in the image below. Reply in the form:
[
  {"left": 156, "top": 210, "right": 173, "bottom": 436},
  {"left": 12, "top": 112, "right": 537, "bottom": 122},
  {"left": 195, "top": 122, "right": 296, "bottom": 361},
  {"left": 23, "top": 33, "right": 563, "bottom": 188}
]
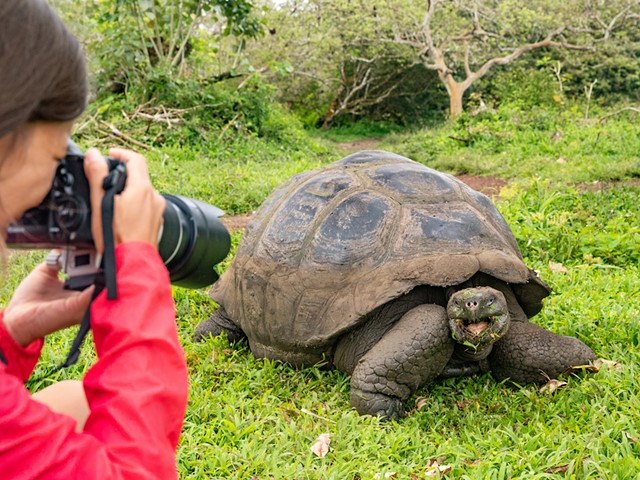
[{"left": 196, "top": 150, "right": 595, "bottom": 419}]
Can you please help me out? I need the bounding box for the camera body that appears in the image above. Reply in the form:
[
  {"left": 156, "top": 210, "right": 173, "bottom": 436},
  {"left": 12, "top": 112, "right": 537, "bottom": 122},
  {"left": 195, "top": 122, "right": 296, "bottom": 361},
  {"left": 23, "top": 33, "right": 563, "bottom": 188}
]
[
  {"left": 7, "top": 143, "right": 112, "bottom": 249},
  {"left": 7, "top": 142, "right": 231, "bottom": 290}
]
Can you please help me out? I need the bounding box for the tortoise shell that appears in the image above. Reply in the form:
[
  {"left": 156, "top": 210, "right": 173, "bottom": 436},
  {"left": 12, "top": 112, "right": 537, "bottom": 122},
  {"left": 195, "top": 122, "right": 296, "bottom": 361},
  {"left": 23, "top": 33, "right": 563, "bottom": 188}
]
[{"left": 210, "top": 151, "right": 549, "bottom": 353}]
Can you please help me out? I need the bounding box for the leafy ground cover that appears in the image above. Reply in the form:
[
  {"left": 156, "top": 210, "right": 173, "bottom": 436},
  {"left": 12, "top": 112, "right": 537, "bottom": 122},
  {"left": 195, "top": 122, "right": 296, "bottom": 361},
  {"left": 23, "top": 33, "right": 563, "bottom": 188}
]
[
  {"left": 382, "top": 105, "right": 640, "bottom": 183},
  {"left": 2, "top": 109, "right": 640, "bottom": 478}
]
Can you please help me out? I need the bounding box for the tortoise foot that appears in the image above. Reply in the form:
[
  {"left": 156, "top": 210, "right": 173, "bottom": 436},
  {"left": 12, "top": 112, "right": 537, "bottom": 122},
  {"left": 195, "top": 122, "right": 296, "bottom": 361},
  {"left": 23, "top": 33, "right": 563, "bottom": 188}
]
[
  {"left": 347, "top": 304, "right": 453, "bottom": 419},
  {"left": 194, "top": 308, "right": 247, "bottom": 343},
  {"left": 350, "top": 389, "right": 404, "bottom": 420}
]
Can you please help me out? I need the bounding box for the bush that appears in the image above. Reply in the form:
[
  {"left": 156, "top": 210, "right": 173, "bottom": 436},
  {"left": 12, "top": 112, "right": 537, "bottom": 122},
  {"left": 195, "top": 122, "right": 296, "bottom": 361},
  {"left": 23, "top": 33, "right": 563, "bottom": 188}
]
[{"left": 79, "top": 72, "right": 307, "bottom": 148}]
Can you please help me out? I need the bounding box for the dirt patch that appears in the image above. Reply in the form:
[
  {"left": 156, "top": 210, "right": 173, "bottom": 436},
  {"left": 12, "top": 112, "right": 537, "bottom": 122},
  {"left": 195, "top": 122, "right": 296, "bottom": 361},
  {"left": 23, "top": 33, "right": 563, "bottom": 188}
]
[
  {"left": 336, "top": 138, "right": 385, "bottom": 152},
  {"left": 221, "top": 213, "right": 254, "bottom": 232},
  {"left": 456, "top": 174, "right": 508, "bottom": 198}
]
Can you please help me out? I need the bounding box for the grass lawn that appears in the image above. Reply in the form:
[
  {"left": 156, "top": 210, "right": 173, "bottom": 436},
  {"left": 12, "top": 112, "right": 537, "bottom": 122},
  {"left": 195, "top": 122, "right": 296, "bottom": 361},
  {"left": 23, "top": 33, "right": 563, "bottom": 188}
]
[{"left": 2, "top": 112, "right": 639, "bottom": 478}]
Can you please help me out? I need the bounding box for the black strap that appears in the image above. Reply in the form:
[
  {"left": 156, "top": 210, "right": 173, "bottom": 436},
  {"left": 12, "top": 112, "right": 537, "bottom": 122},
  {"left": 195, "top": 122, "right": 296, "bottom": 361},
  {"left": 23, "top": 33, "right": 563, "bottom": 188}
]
[
  {"left": 25, "top": 166, "right": 124, "bottom": 384},
  {"left": 101, "top": 164, "right": 125, "bottom": 300},
  {"left": 0, "top": 347, "right": 7, "bottom": 365},
  {"left": 57, "top": 167, "right": 124, "bottom": 368},
  {"left": 60, "top": 280, "right": 104, "bottom": 368}
]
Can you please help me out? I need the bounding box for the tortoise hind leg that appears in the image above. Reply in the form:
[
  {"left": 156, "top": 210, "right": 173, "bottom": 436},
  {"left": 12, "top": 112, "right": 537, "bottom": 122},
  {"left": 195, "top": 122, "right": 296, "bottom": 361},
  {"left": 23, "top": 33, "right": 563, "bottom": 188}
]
[
  {"left": 194, "top": 307, "right": 247, "bottom": 344},
  {"left": 348, "top": 304, "right": 454, "bottom": 419},
  {"left": 489, "top": 322, "right": 596, "bottom": 384}
]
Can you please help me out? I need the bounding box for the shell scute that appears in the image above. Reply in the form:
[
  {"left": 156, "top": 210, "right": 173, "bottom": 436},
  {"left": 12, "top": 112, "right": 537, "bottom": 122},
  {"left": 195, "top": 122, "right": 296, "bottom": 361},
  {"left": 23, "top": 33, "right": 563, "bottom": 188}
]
[
  {"left": 254, "top": 171, "right": 355, "bottom": 267},
  {"left": 307, "top": 191, "right": 395, "bottom": 267},
  {"left": 364, "top": 163, "right": 459, "bottom": 203}
]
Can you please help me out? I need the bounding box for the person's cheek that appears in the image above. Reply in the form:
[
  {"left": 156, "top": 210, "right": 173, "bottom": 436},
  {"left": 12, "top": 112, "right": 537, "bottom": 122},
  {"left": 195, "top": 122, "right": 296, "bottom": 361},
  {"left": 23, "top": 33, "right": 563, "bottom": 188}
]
[{"left": 28, "top": 165, "right": 56, "bottom": 211}]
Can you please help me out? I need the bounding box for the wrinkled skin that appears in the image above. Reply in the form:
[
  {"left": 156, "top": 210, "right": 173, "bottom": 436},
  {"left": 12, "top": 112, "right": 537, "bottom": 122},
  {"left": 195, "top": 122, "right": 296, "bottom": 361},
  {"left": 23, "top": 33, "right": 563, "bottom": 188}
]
[
  {"left": 197, "top": 283, "right": 596, "bottom": 420},
  {"left": 447, "top": 287, "right": 510, "bottom": 350}
]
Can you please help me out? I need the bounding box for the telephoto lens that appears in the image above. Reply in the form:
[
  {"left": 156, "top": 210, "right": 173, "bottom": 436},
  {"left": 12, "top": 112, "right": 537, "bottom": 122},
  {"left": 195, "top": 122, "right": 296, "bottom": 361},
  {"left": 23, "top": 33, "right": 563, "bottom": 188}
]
[{"left": 160, "top": 194, "right": 231, "bottom": 288}]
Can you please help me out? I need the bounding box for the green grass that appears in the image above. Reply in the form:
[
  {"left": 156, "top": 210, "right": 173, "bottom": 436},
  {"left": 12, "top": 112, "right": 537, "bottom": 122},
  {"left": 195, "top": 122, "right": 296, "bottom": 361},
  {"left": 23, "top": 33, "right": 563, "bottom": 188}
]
[
  {"left": 3, "top": 109, "right": 640, "bottom": 478},
  {"left": 75, "top": 129, "right": 340, "bottom": 217},
  {"left": 381, "top": 105, "right": 640, "bottom": 183},
  {"left": 310, "top": 120, "right": 405, "bottom": 144}
]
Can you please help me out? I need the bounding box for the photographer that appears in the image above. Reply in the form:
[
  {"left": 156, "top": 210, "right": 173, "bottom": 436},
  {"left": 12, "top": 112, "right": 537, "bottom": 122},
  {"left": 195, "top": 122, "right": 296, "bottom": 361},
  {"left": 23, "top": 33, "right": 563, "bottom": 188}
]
[{"left": 0, "top": 1, "right": 188, "bottom": 478}]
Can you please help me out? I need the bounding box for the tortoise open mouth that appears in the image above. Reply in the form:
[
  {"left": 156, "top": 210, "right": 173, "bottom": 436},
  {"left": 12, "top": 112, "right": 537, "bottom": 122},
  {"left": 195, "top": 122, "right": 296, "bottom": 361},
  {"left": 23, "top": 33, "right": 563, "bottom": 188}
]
[
  {"left": 453, "top": 315, "right": 506, "bottom": 345},
  {"left": 455, "top": 317, "right": 494, "bottom": 334},
  {"left": 463, "top": 320, "right": 490, "bottom": 335}
]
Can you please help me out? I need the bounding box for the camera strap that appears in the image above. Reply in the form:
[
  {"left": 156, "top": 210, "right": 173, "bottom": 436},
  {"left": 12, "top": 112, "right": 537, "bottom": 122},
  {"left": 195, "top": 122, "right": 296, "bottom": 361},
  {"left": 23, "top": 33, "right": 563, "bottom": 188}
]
[
  {"left": 101, "top": 162, "right": 126, "bottom": 300},
  {"left": 60, "top": 279, "right": 104, "bottom": 368},
  {"left": 60, "top": 166, "right": 125, "bottom": 364},
  {"left": 27, "top": 165, "right": 126, "bottom": 383}
]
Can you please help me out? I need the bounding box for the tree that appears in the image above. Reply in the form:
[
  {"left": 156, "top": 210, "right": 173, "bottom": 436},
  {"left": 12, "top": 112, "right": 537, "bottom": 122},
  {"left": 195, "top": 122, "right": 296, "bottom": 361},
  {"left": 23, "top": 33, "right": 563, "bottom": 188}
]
[
  {"left": 388, "top": 0, "right": 640, "bottom": 118},
  {"left": 250, "top": 0, "right": 439, "bottom": 126},
  {"left": 54, "top": 0, "right": 264, "bottom": 94},
  {"left": 249, "top": 0, "right": 372, "bottom": 125}
]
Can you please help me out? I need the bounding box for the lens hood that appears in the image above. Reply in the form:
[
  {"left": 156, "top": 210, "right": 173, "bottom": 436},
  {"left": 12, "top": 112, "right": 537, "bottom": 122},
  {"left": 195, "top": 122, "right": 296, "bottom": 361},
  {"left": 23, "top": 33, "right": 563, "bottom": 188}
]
[{"left": 159, "top": 194, "right": 231, "bottom": 288}]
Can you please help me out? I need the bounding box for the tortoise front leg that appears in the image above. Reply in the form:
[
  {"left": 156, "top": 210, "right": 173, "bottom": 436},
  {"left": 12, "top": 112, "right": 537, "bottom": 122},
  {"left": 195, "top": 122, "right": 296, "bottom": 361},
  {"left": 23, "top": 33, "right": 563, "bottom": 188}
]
[
  {"left": 194, "top": 307, "right": 247, "bottom": 343},
  {"left": 348, "top": 304, "right": 454, "bottom": 419},
  {"left": 488, "top": 322, "right": 596, "bottom": 384}
]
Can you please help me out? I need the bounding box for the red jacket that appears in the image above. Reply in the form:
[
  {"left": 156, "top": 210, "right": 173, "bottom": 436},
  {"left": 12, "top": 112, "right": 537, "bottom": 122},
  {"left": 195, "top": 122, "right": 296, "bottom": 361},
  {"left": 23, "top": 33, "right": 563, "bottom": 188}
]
[{"left": 0, "top": 242, "right": 189, "bottom": 479}]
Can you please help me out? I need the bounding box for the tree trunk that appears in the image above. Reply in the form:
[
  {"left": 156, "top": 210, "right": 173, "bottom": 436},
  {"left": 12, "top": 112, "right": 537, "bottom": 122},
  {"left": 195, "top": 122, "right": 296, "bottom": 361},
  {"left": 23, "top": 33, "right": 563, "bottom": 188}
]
[
  {"left": 448, "top": 82, "right": 464, "bottom": 119},
  {"left": 322, "top": 85, "right": 345, "bottom": 129},
  {"left": 438, "top": 70, "right": 466, "bottom": 119}
]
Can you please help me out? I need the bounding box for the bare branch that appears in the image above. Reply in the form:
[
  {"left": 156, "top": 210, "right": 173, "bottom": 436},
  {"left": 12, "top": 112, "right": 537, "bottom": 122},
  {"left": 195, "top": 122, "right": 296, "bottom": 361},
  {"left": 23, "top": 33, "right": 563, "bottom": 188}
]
[
  {"left": 584, "top": 79, "right": 597, "bottom": 120},
  {"left": 598, "top": 106, "right": 640, "bottom": 123},
  {"left": 450, "top": 29, "right": 474, "bottom": 42},
  {"left": 421, "top": 0, "right": 440, "bottom": 58},
  {"left": 464, "top": 41, "right": 471, "bottom": 78},
  {"left": 551, "top": 61, "right": 564, "bottom": 92},
  {"left": 98, "top": 121, "right": 154, "bottom": 151},
  {"left": 597, "top": 1, "right": 636, "bottom": 41},
  {"left": 171, "top": 0, "right": 205, "bottom": 67},
  {"left": 461, "top": 26, "right": 570, "bottom": 89}
]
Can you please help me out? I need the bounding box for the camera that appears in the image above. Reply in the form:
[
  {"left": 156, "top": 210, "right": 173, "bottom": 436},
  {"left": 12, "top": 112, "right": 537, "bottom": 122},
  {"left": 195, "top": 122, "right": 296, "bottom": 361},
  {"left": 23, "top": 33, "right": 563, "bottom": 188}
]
[{"left": 6, "top": 141, "right": 231, "bottom": 289}]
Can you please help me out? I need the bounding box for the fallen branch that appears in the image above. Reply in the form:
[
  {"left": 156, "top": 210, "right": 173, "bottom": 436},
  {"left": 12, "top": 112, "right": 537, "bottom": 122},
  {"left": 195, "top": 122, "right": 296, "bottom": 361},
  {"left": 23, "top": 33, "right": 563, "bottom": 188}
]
[
  {"left": 134, "top": 111, "right": 184, "bottom": 126},
  {"left": 448, "top": 135, "right": 471, "bottom": 144},
  {"left": 598, "top": 106, "right": 640, "bottom": 123},
  {"left": 130, "top": 103, "right": 224, "bottom": 127},
  {"left": 98, "top": 121, "right": 154, "bottom": 150},
  {"left": 74, "top": 111, "right": 100, "bottom": 134}
]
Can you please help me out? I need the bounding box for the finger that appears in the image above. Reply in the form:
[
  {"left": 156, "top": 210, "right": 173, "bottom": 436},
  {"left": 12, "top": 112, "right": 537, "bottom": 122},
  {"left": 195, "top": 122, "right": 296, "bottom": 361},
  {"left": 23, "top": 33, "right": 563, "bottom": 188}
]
[
  {"left": 108, "top": 148, "right": 151, "bottom": 188},
  {"left": 52, "top": 285, "right": 96, "bottom": 327},
  {"left": 69, "top": 285, "right": 96, "bottom": 320},
  {"left": 84, "top": 148, "right": 109, "bottom": 253}
]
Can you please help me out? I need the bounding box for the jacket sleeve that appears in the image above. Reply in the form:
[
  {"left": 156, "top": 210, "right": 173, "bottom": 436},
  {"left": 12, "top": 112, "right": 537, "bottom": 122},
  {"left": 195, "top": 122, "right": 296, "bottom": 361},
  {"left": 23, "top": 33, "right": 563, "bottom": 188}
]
[
  {"left": 0, "top": 242, "right": 189, "bottom": 479},
  {"left": 0, "top": 312, "right": 44, "bottom": 381}
]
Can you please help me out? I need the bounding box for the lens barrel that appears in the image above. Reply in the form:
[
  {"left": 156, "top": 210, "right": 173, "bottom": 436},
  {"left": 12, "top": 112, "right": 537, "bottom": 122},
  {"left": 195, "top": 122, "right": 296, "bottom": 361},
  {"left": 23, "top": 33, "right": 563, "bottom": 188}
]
[{"left": 159, "top": 194, "right": 231, "bottom": 288}]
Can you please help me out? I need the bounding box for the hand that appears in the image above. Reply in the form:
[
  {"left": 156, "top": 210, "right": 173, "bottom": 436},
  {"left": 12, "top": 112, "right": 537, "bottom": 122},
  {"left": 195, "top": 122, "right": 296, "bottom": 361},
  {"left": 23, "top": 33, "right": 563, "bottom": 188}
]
[
  {"left": 84, "top": 147, "right": 166, "bottom": 252},
  {"left": 3, "top": 261, "right": 95, "bottom": 347}
]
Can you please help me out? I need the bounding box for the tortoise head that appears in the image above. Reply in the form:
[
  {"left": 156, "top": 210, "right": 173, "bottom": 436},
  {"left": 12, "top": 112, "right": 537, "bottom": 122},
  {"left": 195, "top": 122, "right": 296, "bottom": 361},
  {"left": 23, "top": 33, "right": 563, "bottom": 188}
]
[{"left": 446, "top": 286, "right": 510, "bottom": 350}]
